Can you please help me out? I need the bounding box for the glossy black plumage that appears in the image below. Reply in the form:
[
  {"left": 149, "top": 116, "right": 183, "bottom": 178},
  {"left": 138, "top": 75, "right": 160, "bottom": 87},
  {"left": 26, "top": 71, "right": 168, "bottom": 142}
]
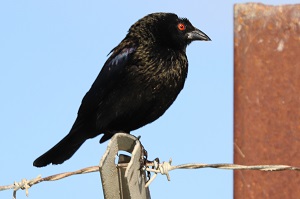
[{"left": 33, "top": 12, "right": 211, "bottom": 167}]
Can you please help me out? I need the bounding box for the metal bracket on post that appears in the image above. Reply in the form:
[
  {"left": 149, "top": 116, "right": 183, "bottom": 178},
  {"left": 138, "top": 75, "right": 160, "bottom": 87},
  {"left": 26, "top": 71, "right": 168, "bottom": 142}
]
[{"left": 99, "top": 133, "right": 151, "bottom": 199}]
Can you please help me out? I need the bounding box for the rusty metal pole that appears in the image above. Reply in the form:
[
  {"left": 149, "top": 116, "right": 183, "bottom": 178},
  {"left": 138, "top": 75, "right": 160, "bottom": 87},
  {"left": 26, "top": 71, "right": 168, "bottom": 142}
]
[{"left": 234, "top": 3, "right": 300, "bottom": 199}]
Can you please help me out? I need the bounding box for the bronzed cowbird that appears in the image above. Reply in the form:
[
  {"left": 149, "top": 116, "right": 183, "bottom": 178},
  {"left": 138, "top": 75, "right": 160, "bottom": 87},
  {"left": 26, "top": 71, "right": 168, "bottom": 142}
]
[{"left": 33, "top": 12, "right": 211, "bottom": 167}]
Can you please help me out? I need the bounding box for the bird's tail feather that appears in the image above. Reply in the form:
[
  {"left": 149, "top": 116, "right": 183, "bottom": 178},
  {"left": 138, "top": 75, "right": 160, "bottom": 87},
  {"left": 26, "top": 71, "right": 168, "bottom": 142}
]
[{"left": 33, "top": 131, "right": 87, "bottom": 167}]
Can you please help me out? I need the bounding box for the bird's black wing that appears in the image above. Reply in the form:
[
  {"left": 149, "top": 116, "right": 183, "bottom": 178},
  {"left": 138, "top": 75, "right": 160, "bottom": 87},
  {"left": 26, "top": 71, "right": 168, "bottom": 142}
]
[
  {"left": 90, "top": 46, "right": 136, "bottom": 94},
  {"left": 33, "top": 44, "right": 137, "bottom": 167},
  {"left": 73, "top": 44, "right": 137, "bottom": 131},
  {"left": 69, "top": 41, "right": 136, "bottom": 143}
]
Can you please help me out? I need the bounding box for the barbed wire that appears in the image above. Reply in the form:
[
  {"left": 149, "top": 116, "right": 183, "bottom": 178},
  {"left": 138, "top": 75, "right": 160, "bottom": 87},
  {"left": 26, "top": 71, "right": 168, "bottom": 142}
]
[
  {"left": 0, "top": 166, "right": 99, "bottom": 199},
  {"left": 1, "top": 162, "right": 299, "bottom": 198},
  {"left": 143, "top": 159, "right": 300, "bottom": 187}
]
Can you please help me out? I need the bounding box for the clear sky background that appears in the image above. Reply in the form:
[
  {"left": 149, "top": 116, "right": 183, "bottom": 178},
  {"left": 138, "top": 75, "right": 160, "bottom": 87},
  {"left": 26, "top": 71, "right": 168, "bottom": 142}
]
[{"left": 0, "top": 1, "right": 298, "bottom": 198}]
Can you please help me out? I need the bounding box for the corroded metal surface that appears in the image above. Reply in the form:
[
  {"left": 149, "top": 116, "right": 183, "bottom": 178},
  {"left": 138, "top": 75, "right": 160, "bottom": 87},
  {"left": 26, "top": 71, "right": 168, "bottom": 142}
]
[{"left": 234, "top": 3, "right": 300, "bottom": 199}]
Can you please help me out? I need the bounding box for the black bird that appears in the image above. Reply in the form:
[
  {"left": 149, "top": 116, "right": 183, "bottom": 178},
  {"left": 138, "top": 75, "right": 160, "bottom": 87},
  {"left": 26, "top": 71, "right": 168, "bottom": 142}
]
[{"left": 33, "top": 12, "right": 210, "bottom": 167}]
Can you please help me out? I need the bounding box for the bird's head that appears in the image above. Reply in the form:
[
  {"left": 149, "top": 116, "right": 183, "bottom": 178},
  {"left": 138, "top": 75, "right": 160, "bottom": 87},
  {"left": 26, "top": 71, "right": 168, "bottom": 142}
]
[{"left": 128, "top": 13, "right": 211, "bottom": 51}]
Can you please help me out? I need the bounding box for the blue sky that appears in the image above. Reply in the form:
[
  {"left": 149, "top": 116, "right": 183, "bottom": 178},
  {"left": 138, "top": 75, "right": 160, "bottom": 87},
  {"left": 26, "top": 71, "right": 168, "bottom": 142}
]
[{"left": 0, "top": 1, "right": 298, "bottom": 198}]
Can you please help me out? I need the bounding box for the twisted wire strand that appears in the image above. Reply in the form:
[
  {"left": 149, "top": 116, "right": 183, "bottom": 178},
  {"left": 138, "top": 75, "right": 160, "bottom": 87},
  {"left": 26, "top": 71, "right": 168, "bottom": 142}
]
[{"left": 1, "top": 162, "right": 299, "bottom": 197}]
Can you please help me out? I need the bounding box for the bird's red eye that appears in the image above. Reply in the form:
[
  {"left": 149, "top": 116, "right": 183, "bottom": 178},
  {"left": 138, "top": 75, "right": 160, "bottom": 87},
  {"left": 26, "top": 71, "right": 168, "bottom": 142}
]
[{"left": 177, "top": 23, "right": 186, "bottom": 31}]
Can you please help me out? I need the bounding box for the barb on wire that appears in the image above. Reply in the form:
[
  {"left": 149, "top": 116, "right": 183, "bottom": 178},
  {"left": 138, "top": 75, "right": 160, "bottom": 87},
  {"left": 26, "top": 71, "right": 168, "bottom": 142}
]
[
  {"left": 0, "top": 166, "right": 99, "bottom": 198},
  {"left": 1, "top": 161, "right": 300, "bottom": 197},
  {"left": 144, "top": 158, "right": 300, "bottom": 187}
]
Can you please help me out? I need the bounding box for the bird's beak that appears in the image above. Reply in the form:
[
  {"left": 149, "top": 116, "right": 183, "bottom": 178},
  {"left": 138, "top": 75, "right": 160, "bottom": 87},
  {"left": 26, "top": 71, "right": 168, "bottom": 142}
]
[{"left": 187, "top": 28, "right": 211, "bottom": 41}]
